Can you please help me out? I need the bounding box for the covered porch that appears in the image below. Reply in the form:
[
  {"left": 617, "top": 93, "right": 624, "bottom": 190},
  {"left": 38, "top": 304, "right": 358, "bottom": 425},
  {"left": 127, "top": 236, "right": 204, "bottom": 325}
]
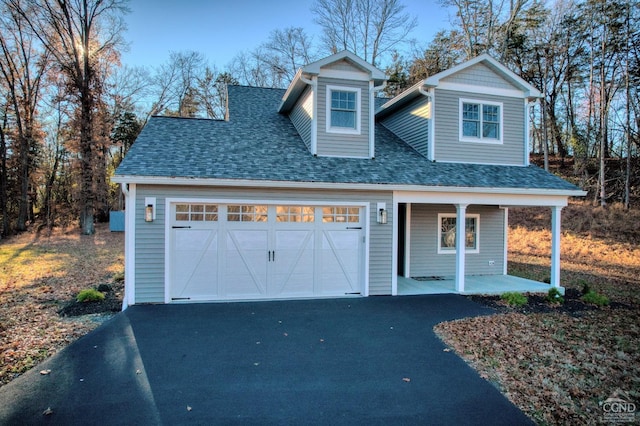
[
  {"left": 397, "top": 274, "right": 558, "bottom": 296},
  {"left": 390, "top": 189, "right": 581, "bottom": 297}
]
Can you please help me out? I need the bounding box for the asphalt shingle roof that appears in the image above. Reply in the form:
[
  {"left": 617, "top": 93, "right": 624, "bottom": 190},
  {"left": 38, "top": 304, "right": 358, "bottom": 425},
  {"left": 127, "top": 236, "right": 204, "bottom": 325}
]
[{"left": 115, "top": 85, "right": 580, "bottom": 192}]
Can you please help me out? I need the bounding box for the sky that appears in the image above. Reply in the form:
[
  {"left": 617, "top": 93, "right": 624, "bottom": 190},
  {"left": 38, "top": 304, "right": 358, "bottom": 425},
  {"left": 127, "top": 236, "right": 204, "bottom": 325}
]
[{"left": 120, "top": 0, "right": 454, "bottom": 70}]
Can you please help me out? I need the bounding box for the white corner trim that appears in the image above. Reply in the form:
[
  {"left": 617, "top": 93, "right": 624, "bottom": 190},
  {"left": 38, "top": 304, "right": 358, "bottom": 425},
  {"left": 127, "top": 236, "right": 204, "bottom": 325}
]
[
  {"left": 429, "top": 89, "right": 436, "bottom": 160},
  {"left": 525, "top": 99, "right": 532, "bottom": 166},
  {"left": 404, "top": 202, "right": 411, "bottom": 278},
  {"left": 304, "top": 75, "right": 318, "bottom": 155},
  {"left": 363, "top": 202, "right": 371, "bottom": 297},
  {"left": 391, "top": 200, "right": 398, "bottom": 296},
  {"left": 124, "top": 183, "right": 136, "bottom": 308},
  {"left": 501, "top": 207, "right": 509, "bottom": 275}
]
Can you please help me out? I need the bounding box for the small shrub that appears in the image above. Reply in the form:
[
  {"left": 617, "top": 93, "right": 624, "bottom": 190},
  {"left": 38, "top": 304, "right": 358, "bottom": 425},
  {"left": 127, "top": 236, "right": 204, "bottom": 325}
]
[
  {"left": 76, "top": 288, "right": 105, "bottom": 303},
  {"left": 579, "top": 280, "right": 591, "bottom": 295},
  {"left": 582, "top": 291, "right": 609, "bottom": 306},
  {"left": 113, "top": 271, "right": 125, "bottom": 283},
  {"left": 547, "top": 287, "right": 564, "bottom": 304},
  {"left": 97, "top": 283, "right": 112, "bottom": 293},
  {"left": 501, "top": 292, "right": 528, "bottom": 307}
]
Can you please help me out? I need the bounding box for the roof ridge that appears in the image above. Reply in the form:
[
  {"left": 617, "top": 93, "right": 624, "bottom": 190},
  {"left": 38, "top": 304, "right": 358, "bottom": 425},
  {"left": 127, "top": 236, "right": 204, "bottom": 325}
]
[{"left": 150, "top": 115, "right": 224, "bottom": 122}]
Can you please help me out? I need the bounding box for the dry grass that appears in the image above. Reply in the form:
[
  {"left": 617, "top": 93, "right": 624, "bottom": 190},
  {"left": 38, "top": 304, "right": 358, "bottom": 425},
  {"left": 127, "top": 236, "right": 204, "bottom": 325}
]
[
  {"left": 436, "top": 200, "right": 640, "bottom": 424},
  {"left": 0, "top": 224, "right": 124, "bottom": 385}
]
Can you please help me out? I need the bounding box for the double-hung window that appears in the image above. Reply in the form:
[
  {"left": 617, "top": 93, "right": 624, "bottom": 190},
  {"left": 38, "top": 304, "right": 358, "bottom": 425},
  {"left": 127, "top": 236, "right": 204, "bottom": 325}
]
[
  {"left": 437, "top": 213, "right": 480, "bottom": 254},
  {"left": 460, "top": 99, "right": 502, "bottom": 143},
  {"left": 326, "top": 85, "right": 361, "bottom": 134}
]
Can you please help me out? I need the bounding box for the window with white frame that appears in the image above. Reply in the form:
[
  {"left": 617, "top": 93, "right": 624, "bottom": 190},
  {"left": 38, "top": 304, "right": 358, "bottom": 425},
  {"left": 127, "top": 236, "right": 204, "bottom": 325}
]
[
  {"left": 326, "top": 85, "right": 361, "bottom": 134},
  {"left": 460, "top": 99, "right": 502, "bottom": 143},
  {"left": 437, "top": 213, "right": 480, "bottom": 254}
]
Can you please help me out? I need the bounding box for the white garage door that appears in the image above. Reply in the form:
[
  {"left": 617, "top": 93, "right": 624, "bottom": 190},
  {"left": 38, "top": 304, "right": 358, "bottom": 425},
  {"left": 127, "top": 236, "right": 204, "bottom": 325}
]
[{"left": 168, "top": 203, "right": 365, "bottom": 302}]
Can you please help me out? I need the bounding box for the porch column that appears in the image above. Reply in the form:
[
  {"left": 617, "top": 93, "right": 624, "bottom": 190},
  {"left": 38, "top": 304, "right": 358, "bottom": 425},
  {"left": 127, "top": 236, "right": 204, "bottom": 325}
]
[
  {"left": 550, "top": 206, "right": 562, "bottom": 288},
  {"left": 455, "top": 203, "right": 468, "bottom": 292}
]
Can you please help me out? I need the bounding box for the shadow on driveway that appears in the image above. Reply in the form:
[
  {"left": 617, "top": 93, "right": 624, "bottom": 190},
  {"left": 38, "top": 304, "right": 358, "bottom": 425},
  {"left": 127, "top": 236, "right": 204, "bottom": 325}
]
[{"left": 0, "top": 295, "right": 533, "bottom": 425}]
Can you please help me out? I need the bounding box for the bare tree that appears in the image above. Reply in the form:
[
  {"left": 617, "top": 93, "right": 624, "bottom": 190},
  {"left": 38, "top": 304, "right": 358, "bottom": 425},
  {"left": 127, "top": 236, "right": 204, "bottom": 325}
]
[
  {"left": 441, "top": 0, "right": 528, "bottom": 60},
  {"left": 312, "top": 0, "right": 417, "bottom": 66},
  {"left": 229, "top": 27, "right": 316, "bottom": 89},
  {"left": 150, "top": 50, "right": 206, "bottom": 117},
  {"left": 0, "top": 0, "right": 50, "bottom": 232},
  {"left": 10, "top": 0, "right": 128, "bottom": 234},
  {"left": 264, "top": 27, "right": 316, "bottom": 82}
]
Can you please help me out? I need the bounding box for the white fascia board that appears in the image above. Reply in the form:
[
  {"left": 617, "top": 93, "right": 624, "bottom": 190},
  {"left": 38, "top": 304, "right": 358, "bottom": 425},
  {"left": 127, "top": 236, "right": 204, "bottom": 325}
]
[
  {"left": 376, "top": 80, "right": 426, "bottom": 117},
  {"left": 425, "top": 53, "right": 542, "bottom": 98},
  {"left": 303, "top": 50, "right": 387, "bottom": 80},
  {"left": 113, "top": 175, "right": 585, "bottom": 199},
  {"left": 438, "top": 82, "right": 525, "bottom": 98},
  {"left": 394, "top": 190, "right": 583, "bottom": 207},
  {"left": 278, "top": 68, "right": 305, "bottom": 113}
]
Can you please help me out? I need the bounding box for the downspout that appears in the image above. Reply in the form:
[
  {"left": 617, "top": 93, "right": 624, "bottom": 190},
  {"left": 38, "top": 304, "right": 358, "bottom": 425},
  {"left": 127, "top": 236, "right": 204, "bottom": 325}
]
[
  {"left": 300, "top": 75, "right": 318, "bottom": 156},
  {"left": 370, "top": 81, "right": 387, "bottom": 158},
  {"left": 418, "top": 86, "right": 434, "bottom": 161}
]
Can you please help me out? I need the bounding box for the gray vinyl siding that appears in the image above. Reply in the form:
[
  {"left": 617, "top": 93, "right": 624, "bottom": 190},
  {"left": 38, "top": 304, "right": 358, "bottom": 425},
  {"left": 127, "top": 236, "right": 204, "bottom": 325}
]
[
  {"left": 317, "top": 76, "right": 370, "bottom": 158},
  {"left": 133, "top": 185, "right": 393, "bottom": 303},
  {"left": 289, "top": 86, "right": 313, "bottom": 150},
  {"left": 433, "top": 89, "right": 525, "bottom": 165},
  {"left": 380, "top": 96, "right": 430, "bottom": 158},
  {"left": 442, "top": 63, "right": 520, "bottom": 90},
  {"left": 408, "top": 204, "right": 505, "bottom": 277}
]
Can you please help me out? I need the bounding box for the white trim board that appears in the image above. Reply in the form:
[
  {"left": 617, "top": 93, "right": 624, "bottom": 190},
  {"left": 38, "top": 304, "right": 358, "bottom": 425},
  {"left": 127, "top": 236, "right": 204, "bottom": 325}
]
[{"left": 112, "top": 176, "right": 585, "bottom": 199}]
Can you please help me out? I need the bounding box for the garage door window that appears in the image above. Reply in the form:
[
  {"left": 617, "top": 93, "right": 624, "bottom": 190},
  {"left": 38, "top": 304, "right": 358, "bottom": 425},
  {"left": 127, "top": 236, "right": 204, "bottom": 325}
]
[
  {"left": 276, "top": 206, "right": 315, "bottom": 222},
  {"left": 175, "top": 204, "right": 218, "bottom": 222},
  {"left": 228, "top": 205, "right": 268, "bottom": 222},
  {"left": 322, "top": 207, "right": 360, "bottom": 223}
]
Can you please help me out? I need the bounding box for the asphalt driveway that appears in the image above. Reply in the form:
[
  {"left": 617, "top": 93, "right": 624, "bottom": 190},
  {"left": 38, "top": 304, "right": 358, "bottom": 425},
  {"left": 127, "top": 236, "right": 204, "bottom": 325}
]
[{"left": 0, "top": 295, "right": 533, "bottom": 425}]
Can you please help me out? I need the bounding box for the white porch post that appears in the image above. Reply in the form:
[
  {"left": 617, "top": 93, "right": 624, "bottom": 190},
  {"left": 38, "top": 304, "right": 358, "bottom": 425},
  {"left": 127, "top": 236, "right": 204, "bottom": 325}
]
[
  {"left": 550, "top": 206, "right": 562, "bottom": 288},
  {"left": 455, "top": 203, "right": 468, "bottom": 292}
]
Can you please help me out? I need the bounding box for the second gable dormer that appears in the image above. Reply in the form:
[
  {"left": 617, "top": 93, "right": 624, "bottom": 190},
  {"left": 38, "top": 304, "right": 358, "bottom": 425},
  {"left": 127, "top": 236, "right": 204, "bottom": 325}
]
[
  {"left": 377, "top": 54, "right": 542, "bottom": 166},
  {"left": 279, "top": 51, "right": 387, "bottom": 159}
]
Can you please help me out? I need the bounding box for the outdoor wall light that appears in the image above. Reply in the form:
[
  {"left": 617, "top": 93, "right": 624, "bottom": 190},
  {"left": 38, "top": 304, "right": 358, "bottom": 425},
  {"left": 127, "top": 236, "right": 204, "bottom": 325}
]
[
  {"left": 145, "top": 204, "right": 154, "bottom": 222},
  {"left": 145, "top": 197, "right": 156, "bottom": 222},
  {"left": 377, "top": 202, "right": 388, "bottom": 224}
]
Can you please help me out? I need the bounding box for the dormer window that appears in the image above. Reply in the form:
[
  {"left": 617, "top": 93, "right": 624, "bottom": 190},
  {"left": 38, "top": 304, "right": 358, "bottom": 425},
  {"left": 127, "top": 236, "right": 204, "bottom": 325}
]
[
  {"left": 326, "top": 85, "right": 361, "bottom": 135},
  {"left": 459, "top": 99, "right": 502, "bottom": 144}
]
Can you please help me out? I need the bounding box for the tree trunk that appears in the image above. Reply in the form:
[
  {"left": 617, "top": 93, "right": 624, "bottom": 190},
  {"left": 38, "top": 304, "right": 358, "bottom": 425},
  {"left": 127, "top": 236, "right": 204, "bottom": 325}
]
[
  {"left": 79, "top": 84, "right": 95, "bottom": 235},
  {"left": 599, "top": 22, "right": 607, "bottom": 208},
  {"left": 0, "top": 117, "right": 8, "bottom": 238}
]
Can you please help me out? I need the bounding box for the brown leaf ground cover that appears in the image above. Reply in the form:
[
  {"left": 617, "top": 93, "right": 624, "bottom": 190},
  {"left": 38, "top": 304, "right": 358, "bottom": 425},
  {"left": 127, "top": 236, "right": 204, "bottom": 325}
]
[
  {"left": 436, "top": 201, "right": 640, "bottom": 425},
  {"left": 0, "top": 202, "right": 638, "bottom": 425},
  {"left": 0, "top": 224, "right": 123, "bottom": 386}
]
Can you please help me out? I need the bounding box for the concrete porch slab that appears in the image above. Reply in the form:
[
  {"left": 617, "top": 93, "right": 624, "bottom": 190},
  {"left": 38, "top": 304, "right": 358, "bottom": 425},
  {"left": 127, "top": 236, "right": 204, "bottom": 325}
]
[{"left": 398, "top": 274, "right": 561, "bottom": 296}]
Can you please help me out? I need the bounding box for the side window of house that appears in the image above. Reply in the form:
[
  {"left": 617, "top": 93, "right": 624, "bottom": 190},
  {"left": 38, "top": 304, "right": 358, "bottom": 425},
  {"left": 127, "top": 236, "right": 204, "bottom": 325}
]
[
  {"left": 326, "top": 85, "right": 361, "bottom": 134},
  {"left": 460, "top": 99, "right": 502, "bottom": 143},
  {"left": 438, "top": 214, "right": 479, "bottom": 254}
]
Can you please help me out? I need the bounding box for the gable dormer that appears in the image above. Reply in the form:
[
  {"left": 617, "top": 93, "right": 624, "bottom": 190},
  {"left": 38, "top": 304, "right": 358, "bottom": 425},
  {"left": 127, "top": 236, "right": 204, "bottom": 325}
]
[
  {"left": 377, "top": 54, "right": 542, "bottom": 166},
  {"left": 279, "top": 51, "right": 387, "bottom": 159}
]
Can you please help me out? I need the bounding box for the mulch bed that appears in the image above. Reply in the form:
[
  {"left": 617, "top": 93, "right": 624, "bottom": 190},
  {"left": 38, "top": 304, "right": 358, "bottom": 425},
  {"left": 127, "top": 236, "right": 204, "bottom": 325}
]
[
  {"left": 466, "top": 288, "right": 629, "bottom": 315},
  {"left": 58, "top": 285, "right": 123, "bottom": 317}
]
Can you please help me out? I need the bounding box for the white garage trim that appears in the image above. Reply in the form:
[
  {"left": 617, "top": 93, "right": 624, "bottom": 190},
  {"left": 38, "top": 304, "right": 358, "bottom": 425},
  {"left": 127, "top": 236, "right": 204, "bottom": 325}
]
[{"left": 164, "top": 198, "right": 370, "bottom": 302}]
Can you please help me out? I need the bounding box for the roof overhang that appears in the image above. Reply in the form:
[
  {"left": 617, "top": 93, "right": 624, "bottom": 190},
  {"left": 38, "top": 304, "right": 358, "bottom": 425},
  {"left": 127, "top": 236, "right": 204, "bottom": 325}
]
[
  {"left": 279, "top": 50, "right": 388, "bottom": 114},
  {"left": 112, "top": 175, "right": 586, "bottom": 205},
  {"left": 376, "top": 54, "right": 543, "bottom": 119},
  {"left": 424, "top": 53, "right": 542, "bottom": 99}
]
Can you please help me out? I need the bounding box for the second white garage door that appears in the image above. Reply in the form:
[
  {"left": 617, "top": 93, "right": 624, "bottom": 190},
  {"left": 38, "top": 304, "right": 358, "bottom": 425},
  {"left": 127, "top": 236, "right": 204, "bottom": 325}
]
[{"left": 168, "top": 203, "right": 365, "bottom": 302}]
